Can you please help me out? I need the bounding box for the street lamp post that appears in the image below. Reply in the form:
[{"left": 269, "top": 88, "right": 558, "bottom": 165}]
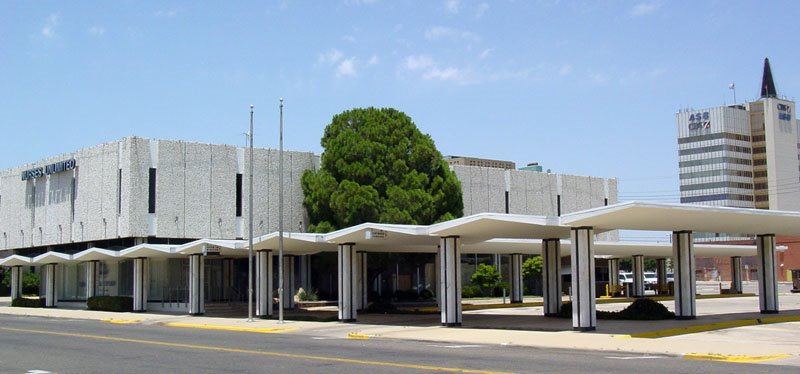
[
  {"left": 278, "top": 98, "right": 285, "bottom": 323},
  {"left": 248, "top": 105, "right": 254, "bottom": 322}
]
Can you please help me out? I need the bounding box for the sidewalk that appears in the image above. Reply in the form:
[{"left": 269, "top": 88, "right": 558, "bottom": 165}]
[{"left": 2, "top": 296, "right": 799, "bottom": 365}]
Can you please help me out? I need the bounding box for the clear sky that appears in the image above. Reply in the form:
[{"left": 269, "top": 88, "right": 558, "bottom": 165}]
[{"left": 2, "top": 1, "right": 799, "bottom": 218}]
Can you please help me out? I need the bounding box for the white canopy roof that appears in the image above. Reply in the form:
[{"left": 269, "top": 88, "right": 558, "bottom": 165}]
[
  {"left": 429, "top": 213, "right": 570, "bottom": 243},
  {"left": 118, "top": 244, "right": 176, "bottom": 258},
  {"left": 72, "top": 247, "right": 119, "bottom": 262},
  {"left": 32, "top": 251, "right": 73, "bottom": 264},
  {"left": 561, "top": 201, "right": 800, "bottom": 236},
  {"left": 0, "top": 255, "right": 32, "bottom": 267}
]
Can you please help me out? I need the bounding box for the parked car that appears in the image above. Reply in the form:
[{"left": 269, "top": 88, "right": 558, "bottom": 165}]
[
  {"left": 644, "top": 272, "right": 658, "bottom": 290},
  {"left": 619, "top": 272, "right": 633, "bottom": 284}
]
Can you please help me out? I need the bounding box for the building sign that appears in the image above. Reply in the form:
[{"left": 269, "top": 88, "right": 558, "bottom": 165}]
[
  {"left": 777, "top": 103, "right": 792, "bottom": 121},
  {"left": 21, "top": 159, "right": 76, "bottom": 181},
  {"left": 688, "top": 111, "right": 711, "bottom": 131}
]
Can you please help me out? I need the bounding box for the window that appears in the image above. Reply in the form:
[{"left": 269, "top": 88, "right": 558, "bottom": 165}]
[
  {"left": 148, "top": 168, "right": 156, "bottom": 214},
  {"left": 236, "top": 173, "right": 243, "bottom": 217},
  {"left": 117, "top": 169, "right": 122, "bottom": 216},
  {"left": 679, "top": 157, "right": 751, "bottom": 167},
  {"left": 678, "top": 144, "right": 751, "bottom": 156},
  {"left": 678, "top": 132, "right": 750, "bottom": 144}
]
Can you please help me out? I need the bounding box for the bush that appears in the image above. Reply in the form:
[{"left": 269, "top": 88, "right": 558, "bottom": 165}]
[
  {"left": 364, "top": 300, "right": 399, "bottom": 314},
  {"left": 296, "top": 288, "right": 319, "bottom": 302},
  {"left": 419, "top": 289, "right": 434, "bottom": 300},
  {"left": 87, "top": 296, "right": 133, "bottom": 312},
  {"left": 12, "top": 297, "right": 45, "bottom": 308},
  {"left": 553, "top": 299, "right": 675, "bottom": 320},
  {"left": 461, "top": 285, "right": 482, "bottom": 298}
]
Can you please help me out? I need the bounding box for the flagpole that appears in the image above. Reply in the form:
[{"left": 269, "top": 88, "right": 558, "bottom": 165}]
[
  {"left": 248, "top": 105, "right": 254, "bottom": 322},
  {"left": 278, "top": 98, "right": 285, "bottom": 323}
]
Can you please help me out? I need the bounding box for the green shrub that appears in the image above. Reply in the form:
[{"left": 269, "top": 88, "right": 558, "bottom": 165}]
[
  {"left": 87, "top": 296, "right": 133, "bottom": 312},
  {"left": 11, "top": 297, "right": 45, "bottom": 308},
  {"left": 296, "top": 288, "right": 319, "bottom": 302},
  {"left": 419, "top": 289, "right": 434, "bottom": 300},
  {"left": 364, "top": 300, "right": 399, "bottom": 314},
  {"left": 553, "top": 299, "right": 675, "bottom": 320},
  {"left": 461, "top": 285, "right": 482, "bottom": 298},
  {"left": 22, "top": 271, "right": 40, "bottom": 295}
]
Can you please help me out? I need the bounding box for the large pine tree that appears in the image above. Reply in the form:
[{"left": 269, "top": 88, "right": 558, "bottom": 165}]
[{"left": 302, "top": 107, "right": 463, "bottom": 232}]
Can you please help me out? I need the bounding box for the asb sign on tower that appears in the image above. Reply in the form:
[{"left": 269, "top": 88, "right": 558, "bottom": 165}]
[{"left": 688, "top": 111, "right": 711, "bottom": 131}]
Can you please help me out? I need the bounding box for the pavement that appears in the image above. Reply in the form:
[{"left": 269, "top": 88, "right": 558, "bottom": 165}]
[{"left": 2, "top": 290, "right": 800, "bottom": 366}]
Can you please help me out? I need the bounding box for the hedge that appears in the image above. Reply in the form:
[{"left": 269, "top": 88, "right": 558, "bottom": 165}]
[
  {"left": 87, "top": 296, "right": 133, "bottom": 312},
  {"left": 12, "top": 297, "right": 46, "bottom": 308}
]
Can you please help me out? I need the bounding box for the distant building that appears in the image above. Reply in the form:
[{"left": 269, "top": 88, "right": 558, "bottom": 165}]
[
  {"left": 676, "top": 58, "right": 800, "bottom": 213},
  {"left": 444, "top": 155, "right": 516, "bottom": 170},
  {"left": 676, "top": 58, "right": 800, "bottom": 280}
]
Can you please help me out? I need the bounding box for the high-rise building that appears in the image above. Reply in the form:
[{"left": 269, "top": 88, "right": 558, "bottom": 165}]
[{"left": 676, "top": 58, "right": 800, "bottom": 217}]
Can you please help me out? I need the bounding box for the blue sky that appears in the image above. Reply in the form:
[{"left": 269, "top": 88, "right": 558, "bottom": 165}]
[{"left": 2, "top": 1, "right": 799, "bottom": 216}]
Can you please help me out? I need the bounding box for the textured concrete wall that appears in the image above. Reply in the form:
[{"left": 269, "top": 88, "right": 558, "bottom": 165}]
[
  {"left": 0, "top": 137, "right": 315, "bottom": 250},
  {"left": 452, "top": 165, "right": 618, "bottom": 240}
]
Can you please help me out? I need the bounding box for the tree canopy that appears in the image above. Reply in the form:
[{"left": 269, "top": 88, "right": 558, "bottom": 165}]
[{"left": 302, "top": 107, "right": 463, "bottom": 232}]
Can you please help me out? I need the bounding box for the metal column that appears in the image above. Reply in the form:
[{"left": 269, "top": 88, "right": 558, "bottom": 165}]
[
  {"left": 656, "top": 258, "right": 668, "bottom": 295},
  {"left": 282, "top": 256, "right": 295, "bottom": 309},
  {"left": 256, "top": 250, "right": 273, "bottom": 318},
  {"left": 44, "top": 263, "right": 57, "bottom": 308},
  {"left": 189, "top": 254, "right": 205, "bottom": 316},
  {"left": 608, "top": 258, "right": 619, "bottom": 288},
  {"left": 510, "top": 253, "right": 523, "bottom": 303},
  {"left": 338, "top": 243, "right": 357, "bottom": 322},
  {"left": 570, "top": 228, "right": 596, "bottom": 331},
  {"left": 730, "top": 256, "right": 742, "bottom": 294},
  {"left": 85, "top": 261, "right": 97, "bottom": 300},
  {"left": 672, "top": 231, "right": 696, "bottom": 320},
  {"left": 542, "top": 239, "right": 561, "bottom": 316},
  {"left": 632, "top": 255, "right": 645, "bottom": 298},
  {"left": 757, "top": 234, "right": 779, "bottom": 314},
  {"left": 439, "top": 236, "right": 462, "bottom": 327},
  {"left": 10, "top": 266, "right": 22, "bottom": 300},
  {"left": 133, "top": 257, "right": 148, "bottom": 312},
  {"left": 357, "top": 251, "right": 368, "bottom": 311}
]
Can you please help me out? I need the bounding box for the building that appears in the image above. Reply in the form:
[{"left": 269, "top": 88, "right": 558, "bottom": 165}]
[
  {"left": 677, "top": 58, "right": 799, "bottom": 213},
  {"left": 0, "top": 136, "right": 619, "bottom": 312},
  {"left": 444, "top": 155, "right": 516, "bottom": 170},
  {"left": 676, "top": 58, "right": 800, "bottom": 280}
]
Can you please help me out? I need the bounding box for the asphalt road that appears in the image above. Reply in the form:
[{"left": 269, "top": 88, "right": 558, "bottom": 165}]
[{"left": 0, "top": 314, "right": 794, "bottom": 374}]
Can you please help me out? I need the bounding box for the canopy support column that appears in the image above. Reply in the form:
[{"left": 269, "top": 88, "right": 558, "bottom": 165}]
[
  {"left": 673, "top": 231, "right": 695, "bottom": 320},
  {"left": 338, "top": 243, "right": 357, "bottom": 322},
  {"left": 133, "top": 257, "right": 148, "bottom": 312},
  {"left": 632, "top": 255, "right": 645, "bottom": 298},
  {"left": 357, "top": 251, "right": 368, "bottom": 310},
  {"left": 85, "top": 261, "right": 97, "bottom": 300},
  {"left": 608, "top": 258, "right": 619, "bottom": 289},
  {"left": 282, "top": 256, "right": 295, "bottom": 309},
  {"left": 757, "top": 234, "right": 779, "bottom": 314},
  {"left": 570, "top": 228, "right": 596, "bottom": 331},
  {"left": 10, "top": 266, "right": 22, "bottom": 300},
  {"left": 510, "top": 253, "right": 523, "bottom": 303},
  {"left": 542, "top": 239, "right": 562, "bottom": 316},
  {"left": 44, "top": 263, "right": 57, "bottom": 308},
  {"left": 439, "top": 236, "right": 462, "bottom": 327},
  {"left": 656, "top": 258, "right": 668, "bottom": 295},
  {"left": 730, "top": 256, "right": 742, "bottom": 294},
  {"left": 256, "top": 250, "right": 273, "bottom": 318},
  {"left": 189, "top": 254, "right": 204, "bottom": 316}
]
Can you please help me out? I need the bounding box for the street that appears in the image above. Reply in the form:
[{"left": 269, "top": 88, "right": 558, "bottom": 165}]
[{"left": 0, "top": 314, "right": 795, "bottom": 374}]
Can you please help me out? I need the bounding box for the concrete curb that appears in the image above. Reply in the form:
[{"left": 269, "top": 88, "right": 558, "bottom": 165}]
[
  {"left": 683, "top": 353, "right": 792, "bottom": 363},
  {"left": 617, "top": 315, "right": 800, "bottom": 338}
]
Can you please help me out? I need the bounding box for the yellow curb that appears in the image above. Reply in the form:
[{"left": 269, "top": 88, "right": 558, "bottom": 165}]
[
  {"left": 683, "top": 353, "right": 792, "bottom": 363},
  {"left": 624, "top": 315, "right": 800, "bottom": 339},
  {"left": 102, "top": 319, "right": 141, "bottom": 324},
  {"left": 162, "top": 322, "right": 296, "bottom": 334},
  {"left": 347, "top": 332, "right": 370, "bottom": 340}
]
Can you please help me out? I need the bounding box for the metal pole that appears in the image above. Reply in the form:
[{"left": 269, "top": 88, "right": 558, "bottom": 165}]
[
  {"left": 247, "top": 105, "right": 254, "bottom": 321},
  {"left": 278, "top": 98, "right": 285, "bottom": 323}
]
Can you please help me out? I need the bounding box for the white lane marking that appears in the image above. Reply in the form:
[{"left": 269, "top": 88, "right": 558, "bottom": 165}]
[
  {"left": 427, "top": 344, "right": 484, "bottom": 349},
  {"left": 26, "top": 370, "right": 54, "bottom": 374},
  {"left": 311, "top": 337, "right": 337, "bottom": 340},
  {"left": 606, "top": 356, "right": 663, "bottom": 360}
]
